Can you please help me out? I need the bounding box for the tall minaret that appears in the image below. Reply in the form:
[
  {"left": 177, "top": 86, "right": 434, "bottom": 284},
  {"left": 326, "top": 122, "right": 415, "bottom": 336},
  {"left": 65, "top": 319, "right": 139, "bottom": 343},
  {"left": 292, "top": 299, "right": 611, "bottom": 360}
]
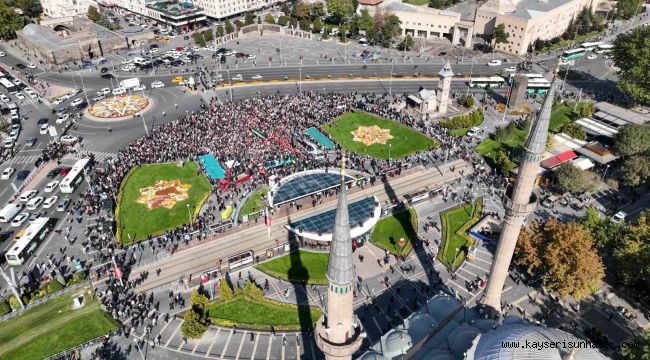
[
  {"left": 480, "top": 65, "right": 561, "bottom": 313},
  {"left": 437, "top": 61, "right": 454, "bottom": 115},
  {"left": 315, "top": 154, "right": 363, "bottom": 360}
]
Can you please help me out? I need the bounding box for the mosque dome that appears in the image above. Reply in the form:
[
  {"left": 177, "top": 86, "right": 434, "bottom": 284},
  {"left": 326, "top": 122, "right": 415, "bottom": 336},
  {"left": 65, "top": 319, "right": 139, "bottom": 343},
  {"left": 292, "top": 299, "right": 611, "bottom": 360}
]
[{"left": 383, "top": 329, "right": 412, "bottom": 356}]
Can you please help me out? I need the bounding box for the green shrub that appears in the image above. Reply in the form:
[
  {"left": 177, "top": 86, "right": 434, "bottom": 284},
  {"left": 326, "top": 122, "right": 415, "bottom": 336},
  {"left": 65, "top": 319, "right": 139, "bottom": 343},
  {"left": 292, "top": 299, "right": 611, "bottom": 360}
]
[
  {"left": 46, "top": 280, "right": 65, "bottom": 294},
  {"left": 219, "top": 278, "right": 233, "bottom": 300},
  {"left": 0, "top": 300, "right": 11, "bottom": 316},
  {"left": 9, "top": 296, "right": 22, "bottom": 311},
  {"left": 66, "top": 271, "right": 87, "bottom": 287},
  {"left": 440, "top": 109, "right": 484, "bottom": 130}
]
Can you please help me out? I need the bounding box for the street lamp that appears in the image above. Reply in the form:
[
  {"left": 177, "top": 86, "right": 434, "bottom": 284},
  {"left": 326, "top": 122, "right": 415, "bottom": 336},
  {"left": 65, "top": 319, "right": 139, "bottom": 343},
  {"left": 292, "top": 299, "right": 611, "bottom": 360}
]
[
  {"left": 132, "top": 338, "right": 146, "bottom": 360},
  {"left": 141, "top": 113, "right": 149, "bottom": 136},
  {"left": 602, "top": 164, "right": 610, "bottom": 182},
  {"left": 186, "top": 203, "right": 191, "bottom": 223},
  {"left": 453, "top": 247, "right": 460, "bottom": 272},
  {"left": 388, "top": 144, "right": 392, "bottom": 163}
]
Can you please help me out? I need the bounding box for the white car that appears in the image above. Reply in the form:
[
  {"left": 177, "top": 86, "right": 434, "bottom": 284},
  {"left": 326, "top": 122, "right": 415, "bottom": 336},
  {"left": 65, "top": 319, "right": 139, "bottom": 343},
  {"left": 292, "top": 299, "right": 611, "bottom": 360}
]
[
  {"left": 133, "top": 84, "right": 147, "bottom": 91},
  {"left": 1, "top": 167, "right": 15, "bottom": 180},
  {"left": 26, "top": 196, "right": 44, "bottom": 210},
  {"left": 151, "top": 81, "right": 165, "bottom": 88},
  {"left": 40, "top": 124, "right": 49, "bottom": 135},
  {"left": 192, "top": 46, "right": 200, "bottom": 51},
  {"left": 122, "top": 65, "right": 135, "bottom": 71},
  {"left": 121, "top": 59, "right": 133, "bottom": 65},
  {"left": 504, "top": 66, "right": 517, "bottom": 73},
  {"left": 466, "top": 127, "right": 481, "bottom": 137},
  {"left": 0, "top": 51, "right": 5, "bottom": 56},
  {"left": 232, "top": 74, "right": 243, "bottom": 81},
  {"left": 612, "top": 211, "right": 627, "bottom": 224},
  {"left": 98, "top": 88, "right": 111, "bottom": 96},
  {"left": 11, "top": 213, "right": 29, "bottom": 227},
  {"left": 25, "top": 89, "right": 37, "bottom": 99},
  {"left": 487, "top": 59, "right": 502, "bottom": 66},
  {"left": 0, "top": 94, "right": 9, "bottom": 103},
  {"left": 70, "top": 98, "right": 83, "bottom": 107},
  {"left": 150, "top": 48, "right": 159, "bottom": 53},
  {"left": 112, "top": 87, "right": 126, "bottom": 96},
  {"left": 43, "top": 195, "right": 58, "bottom": 209},
  {"left": 251, "top": 74, "right": 263, "bottom": 80},
  {"left": 44, "top": 181, "right": 59, "bottom": 193},
  {"left": 56, "top": 113, "right": 70, "bottom": 123},
  {"left": 19, "top": 189, "right": 38, "bottom": 202},
  {"left": 27, "top": 63, "right": 37, "bottom": 69},
  {"left": 15, "top": 93, "right": 25, "bottom": 100},
  {"left": 12, "top": 79, "right": 21, "bottom": 86},
  {"left": 587, "top": 54, "right": 597, "bottom": 60},
  {"left": 9, "top": 129, "right": 19, "bottom": 140},
  {"left": 59, "top": 135, "right": 78, "bottom": 145}
]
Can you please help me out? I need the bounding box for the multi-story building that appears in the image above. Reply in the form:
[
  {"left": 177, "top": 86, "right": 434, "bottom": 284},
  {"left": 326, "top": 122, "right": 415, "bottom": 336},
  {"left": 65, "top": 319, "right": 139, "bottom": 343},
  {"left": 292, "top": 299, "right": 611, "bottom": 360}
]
[
  {"left": 144, "top": 1, "right": 207, "bottom": 29},
  {"left": 41, "top": 0, "right": 97, "bottom": 18},
  {"left": 474, "top": 0, "right": 595, "bottom": 55}
]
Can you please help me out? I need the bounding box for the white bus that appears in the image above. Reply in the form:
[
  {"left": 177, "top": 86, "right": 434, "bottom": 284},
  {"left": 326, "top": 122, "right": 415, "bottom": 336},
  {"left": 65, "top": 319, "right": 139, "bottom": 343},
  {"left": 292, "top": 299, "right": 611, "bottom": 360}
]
[
  {"left": 561, "top": 48, "right": 586, "bottom": 60},
  {"left": 595, "top": 44, "right": 614, "bottom": 54},
  {"left": 5, "top": 217, "right": 54, "bottom": 266},
  {"left": 580, "top": 41, "right": 603, "bottom": 51},
  {"left": 468, "top": 76, "right": 506, "bottom": 88},
  {"left": 526, "top": 78, "right": 551, "bottom": 94},
  {"left": 507, "top": 73, "right": 544, "bottom": 83},
  {"left": 0, "top": 77, "right": 19, "bottom": 94},
  {"left": 60, "top": 158, "right": 91, "bottom": 194}
]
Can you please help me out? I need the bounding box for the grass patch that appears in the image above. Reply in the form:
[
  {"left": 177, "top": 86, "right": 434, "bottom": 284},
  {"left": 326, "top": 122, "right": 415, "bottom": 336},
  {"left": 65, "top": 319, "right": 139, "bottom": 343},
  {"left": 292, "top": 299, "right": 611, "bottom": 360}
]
[
  {"left": 402, "top": 0, "right": 429, "bottom": 5},
  {"left": 438, "top": 198, "right": 483, "bottom": 270},
  {"left": 323, "top": 111, "right": 436, "bottom": 160},
  {"left": 238, "top": 186, "right": 269, "bottom": 221},
  {"left": 116, "top": 161, "right": 212, "bottom": 245},
  {"left": 206, "top": 295, "right": 321, "bottom": 331},
  {"left": 370, "top": 208, "right": 418, "bottom": 256},
  {"left": 0, "top": 288, "right": 119, "bottom": 360},
  {"left": 255, "top": 250, "right": 329, "bottom": 285},
  {"left": 450, "top": 128, "right": 471, "bottom": 137},
  {"left": 475, "top": 125, "right": 528, "bottom": 164}
]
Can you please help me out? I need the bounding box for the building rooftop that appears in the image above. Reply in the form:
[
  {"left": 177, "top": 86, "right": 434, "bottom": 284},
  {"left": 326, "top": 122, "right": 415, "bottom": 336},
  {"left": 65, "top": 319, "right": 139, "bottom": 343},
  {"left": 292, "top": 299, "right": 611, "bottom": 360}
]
[
  {"left": 481, "top": 0, "right": 582, "bottom": 20},
  {"left": 594, "top": 101, "right": 650, "bottom": 126}
]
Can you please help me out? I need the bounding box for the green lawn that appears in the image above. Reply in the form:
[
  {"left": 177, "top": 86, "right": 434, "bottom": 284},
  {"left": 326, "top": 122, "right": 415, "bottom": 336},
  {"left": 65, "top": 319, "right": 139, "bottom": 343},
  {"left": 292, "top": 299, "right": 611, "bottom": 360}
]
[
  {"left": 116, "top": 161, "right": 212, "bottom": 245},
  {"left": 0, "top": 289, "right": 119, "bottom": 360},
  {"left": 370, "top": 208, "right": 418, "bottom": 256},
  {"left": 475, "top": 126, "right": 529, "bottom": 163},
  {"left": 323, "top": 111, "right": 437, "bottom": 160},
  {"left": 450, "top": 128, "right": 470, "bottom": 137},
  {"left": 255, "top": 250, "right": 329, "bottom": 285},
  {"left": 438, "top": 199, "right": 482, "bottom": 269},
  {"left": 206, "top": 295, "right": 321, "bottom": 331},
  {"left": 402, "top": 0, "right": 429, "bottom": 5},
  {"left": 238, "top": 186, "right": 269, "bottom": 221}
]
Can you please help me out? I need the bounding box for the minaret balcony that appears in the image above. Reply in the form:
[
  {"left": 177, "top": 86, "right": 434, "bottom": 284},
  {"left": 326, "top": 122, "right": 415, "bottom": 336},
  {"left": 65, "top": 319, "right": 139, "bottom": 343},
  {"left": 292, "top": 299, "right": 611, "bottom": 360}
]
[
  {"left": 315, "top": 314, "right": 364, "bottom": 357},
  {"left": 503, "top": 193, "right": 538, "bottom": 216}
]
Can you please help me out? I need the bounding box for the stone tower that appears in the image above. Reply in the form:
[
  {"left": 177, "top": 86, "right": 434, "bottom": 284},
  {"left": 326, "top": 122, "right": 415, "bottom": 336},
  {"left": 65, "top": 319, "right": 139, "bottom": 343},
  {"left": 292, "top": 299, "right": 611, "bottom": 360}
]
[
  {"left": 315, "top": 154, "right": 363, "bottom": 360},
  {"left": 480, "top": 66, "right": 560, "bottom": 313},
  {"left": 437, "top": 61, "right": 454, "bottom": 115}
]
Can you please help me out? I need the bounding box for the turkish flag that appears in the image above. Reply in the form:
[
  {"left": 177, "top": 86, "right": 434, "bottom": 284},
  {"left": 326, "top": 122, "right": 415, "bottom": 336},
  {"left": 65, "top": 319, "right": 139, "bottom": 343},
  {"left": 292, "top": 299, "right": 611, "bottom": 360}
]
[{"left": 114, "top": 266, "right": 123, "bottom": 280}]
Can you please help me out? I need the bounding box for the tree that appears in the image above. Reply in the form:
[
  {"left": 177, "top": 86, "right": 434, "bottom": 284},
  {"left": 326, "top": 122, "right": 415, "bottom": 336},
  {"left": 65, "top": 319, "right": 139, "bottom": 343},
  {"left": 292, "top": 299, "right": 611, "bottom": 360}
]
[
  {"left": 0, "top": 2, "right": 24, "bottom": 39},
  {"left": 278, "top": 15, "right": 288, "bottom": 26},
  {"left": 244, "top": 13, "right": 254, "bottom": 25},
  {"left": 219, "top": 278, "right": 233, "bottom": 300},
  {"left": 299, "top": 18, "right": 311, "bottom": 31},
  {"left": 579, "top": 103, "right": 593, "bottom": 118},
  {"left": 563, "top": 17, "right": 577, "bottom": 40},
  {"left": 613, "top": 210, "right": 650, "bottom": 285},
  {"left": 339, "top": 24, "right": 348, "bottom": 42},
  {"left": 235, "top": 20, "right": 243, "bottom": 29},
  {"left": 11, "top": 0, "right": 42, "bottom": 18},
  {"left": 613, "top": 27, "right": 650, "bottom": 104},
  {"left": 87, "top": 5, "right": 101, "bottom": 22},
  {"left": 216, "top": 25, "right": 224, "bottom": 37},
  {"left": 378, "top": 14, "right": 402, "bottom": 47},
  {"left": 312, "top": 17, "right": 323, "bottom": 33},
  {"left": 619, "top": 329, "right": 650, "bottom": 360},
  {"left": 192, "top": 32, "right": 205, "bottom": 47},
  {"left": 398, "top": 34, "right": 414, "bottom": 51},
  {"left": 328, "top": 0, "right": 356, "bottom": 23},
  {"left": 616, "top": 0, "right": 644, "bottom": 19},
  {"left": 622, "top": 155, "right": 650, "bottom": 186},
  {"left": 555, "top": 163, "right": 597, "bottom": 194},
  {"left": 224, "top": 20, "right": 234, "bottom": 34},
  {"left": 429, "top": 0, "right": 446, "bottom": 9},
  {"left": 310, "top": 2, "right": 325, "bottom": 18},
  {"left": 356, "top": 9, "right": 374, "bottom": 34},
  {"left": 322, "top": 25, "right": 331, "bottom": 39},
  {"left": 181, "top": 309, "right": 208, "bottom": 339},
  {"left": 494, "top": 150, "right": 516, "bottom": 175},
  {"left": 281, "top": 3, "right": 291, "bottom": 15},
  {"left": 576, "top": 7, "right": 592, "bottom": 35},
  {"left": 264, "top": 13, "right": 275, "bottom": 24},
  {"left": 203, "top": 29, "right": 213, "bottom": 42},
  {"left": 613, "top": 124, "right": 650, "bottom": 156},
  {"left": 289, "top": 17, "right": 298, "bottom": 28},
  {"left": 515, "top": 219, "right": 604, "bottom": 300},
  {"left": 293, "top": 1, "right": 311, "bottom": 20},
  {"left": 491, "top": 23, "right": 509, "bottom": 47},
  {"left": 581, "top": 207, "right": 624, "bottom": 249},
  {"left": 562, "top": 122, "right": 586, "bottom": 140}
]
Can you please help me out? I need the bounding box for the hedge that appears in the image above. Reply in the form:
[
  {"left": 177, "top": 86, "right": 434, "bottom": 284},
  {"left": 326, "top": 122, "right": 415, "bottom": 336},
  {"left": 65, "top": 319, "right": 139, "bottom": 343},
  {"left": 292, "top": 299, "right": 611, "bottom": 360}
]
[
  {"left": 437, "top": 198, "right": 483, "bottom": 270},
  {"left": 440, "top": 109, "right": 484, "bottom": 130}
]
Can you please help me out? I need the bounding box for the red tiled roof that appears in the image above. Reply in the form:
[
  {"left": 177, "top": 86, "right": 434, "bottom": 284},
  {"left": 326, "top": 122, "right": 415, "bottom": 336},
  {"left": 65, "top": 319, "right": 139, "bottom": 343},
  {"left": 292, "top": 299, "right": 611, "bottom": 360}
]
[
  {"left": 358, "top": 0, "right": 383, "bottom": 5},
  {"left": 541, "top": 150, "right": 577, "bottom": 169}
]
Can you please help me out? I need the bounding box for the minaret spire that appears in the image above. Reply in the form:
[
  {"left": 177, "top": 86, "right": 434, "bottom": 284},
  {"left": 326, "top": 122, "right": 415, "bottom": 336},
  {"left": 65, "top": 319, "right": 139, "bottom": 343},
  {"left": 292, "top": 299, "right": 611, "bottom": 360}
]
[
  {"left": 315, "top": 151, "right": 363, "bottom": 359},
  {"left": 480, "top": 62, "right": 561, "bottom": 313}
]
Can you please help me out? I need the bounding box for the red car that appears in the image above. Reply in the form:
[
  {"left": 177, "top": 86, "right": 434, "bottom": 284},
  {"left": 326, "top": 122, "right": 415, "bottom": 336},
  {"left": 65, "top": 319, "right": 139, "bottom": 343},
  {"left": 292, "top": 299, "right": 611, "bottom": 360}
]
[
  {"left": 175, "top": 46, "right": 185, "bottom": 51},
  {"left": 59, "top": 167, "right": 72, "bottom": 177}
]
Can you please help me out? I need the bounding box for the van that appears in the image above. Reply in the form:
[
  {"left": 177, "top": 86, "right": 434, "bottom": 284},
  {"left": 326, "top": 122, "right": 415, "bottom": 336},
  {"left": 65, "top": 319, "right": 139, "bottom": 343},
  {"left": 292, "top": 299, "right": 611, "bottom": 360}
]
[
  {"left": 0, "top": 203, "right": 23, "bottom": 222},
  {"left": 112, "top": 87, "right": 126, "bottom": 96},
  {"left": 26, "top": 197, "right": 44, "bottom": 210},
  {"left": 487, "top": 59, "right": 502, "bottom": 66}
]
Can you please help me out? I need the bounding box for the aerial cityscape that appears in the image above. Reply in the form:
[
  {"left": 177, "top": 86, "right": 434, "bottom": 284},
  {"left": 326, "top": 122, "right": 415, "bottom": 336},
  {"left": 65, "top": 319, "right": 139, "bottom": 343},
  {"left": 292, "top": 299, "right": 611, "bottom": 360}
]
[{"left": 0, "top": 0, "right": 649, "bottom": 358}]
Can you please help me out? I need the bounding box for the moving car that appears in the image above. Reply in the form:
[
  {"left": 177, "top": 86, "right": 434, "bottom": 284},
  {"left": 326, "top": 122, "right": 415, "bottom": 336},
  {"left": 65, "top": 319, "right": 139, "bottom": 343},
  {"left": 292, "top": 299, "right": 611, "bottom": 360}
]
[
  {"left": 40, "top": 124, "right": 49, "bottom": 135},
  {"left": 92, "top": 94, "right": 106, "bottom": 102},
  {"left": 56, "top": 198, "right": 71, "bottom": 212},
  {"left": 26, "top": 196, "right": 44, "bottom": 210},
  {"left": 466, "top": 127, "right": 480, "bottom": 137},
  {"left": 25, "top": 137, "right": 37, "bottom": 147},
  {"left": 11, "top": 213, "right": 29, "bottom": 227},
  {"left": 487, "top": 59, "right": 502, "bottom": 66},
  {"left": 1, "top": 167, "right": 15, "bottom": 180},
  {"left": 59, "top": 135, "right": 79, "bottom": 145},
  {"left": 70, "top": 98, "right": 84, "bottom": 107},
  {"left": 133, "top": 84, "right": 147, "bottom": 91},
  {"left": 37, "top": 118, "right": 49, "bottom": 125},
  {"left": 44, "top": 180, "right": 59, "bottom": 192},
  {"left": 0, "top": 52, "right": 4, "bottom": 57},
  {"left": 251, "top": 74, "right": 263, "bottom": 80},
  {"left": 47, "top": 168, "right": 61, "bottom": 179},
  {"left": 59, "top": 167, "right": 71, "bottom": 177},
  {"left": 504, "top": 66, "right": 517, "bottom": 73},
  {"left": 171, "top": 76, "right": 183, "bottom": 84},
  {"left": 27, "top": 63, "right": 37, "bottom": 69},
  {"left": 20, "top": 190, "right": 38, "bottom": 202},
  {"left": 587, "top": 54, "right": 597, "bottom": 60},
  {"left": 15, "top": 170, "right": 29, "bottom": 181},
  {"left": 232, "top": 74, "right": 243, "bottom": 81},
  {"left": 43, "top": 195, "right": 58, "bottom": 209},
  {"left": 29, "top": 211, "right": 45, "bottom": 223},
  {"left": 112, "top": 87, "right": 126, "bottom": 96},
  {"left": 247, "top": 54, "right": 256, "bottom": 60},
  {"left": 56, "top": 113, "right": 70, "bottom": 123},
  {"left": 98, "top": 88, "right": 111, "bottom": 96},
  {"left": 151, "top": 81, "right": 165, "bottom": 88}
]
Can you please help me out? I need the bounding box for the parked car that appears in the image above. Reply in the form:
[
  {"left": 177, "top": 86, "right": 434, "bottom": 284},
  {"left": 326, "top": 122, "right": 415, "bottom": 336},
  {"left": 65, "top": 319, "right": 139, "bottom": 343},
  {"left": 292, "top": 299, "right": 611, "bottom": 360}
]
[
  {"left": 232, "top": 74, "right": 243, "bottom": 81},
  {"left": 466, "top": 127, "right": 480, "bottom": 137},
  {"left": 40, "top": 124, "right": 49, "bottom": 135},
  {"left": 1, "top": 167, "right": 15, "bottom": 180},
  {"left": 612, "top": 211, "right": 627, "bottom": 224},
  {"left": 37, "top": 118, "right": 49, "bottom": 125}
]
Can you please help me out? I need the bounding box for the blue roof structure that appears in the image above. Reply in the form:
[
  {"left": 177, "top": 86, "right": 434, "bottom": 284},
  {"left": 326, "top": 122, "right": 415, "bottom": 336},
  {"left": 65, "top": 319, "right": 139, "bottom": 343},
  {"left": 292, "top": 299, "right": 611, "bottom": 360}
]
[
  {"left": 290, "top": 197, "right": 377, "bottom": 236},
  {"left": 271, "top": 171, "right": 354, "bottom": 206}
]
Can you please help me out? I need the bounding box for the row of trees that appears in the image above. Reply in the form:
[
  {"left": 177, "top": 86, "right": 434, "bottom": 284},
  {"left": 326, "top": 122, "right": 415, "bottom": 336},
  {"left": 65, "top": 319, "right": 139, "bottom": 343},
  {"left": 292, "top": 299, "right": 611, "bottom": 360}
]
[
  {"left": 613, "top": 124, "right": 650, "bottom": 187},
  {"left": 87, "top": 6, "right": 120, "bottom": 31},
  {"left": 530, "top": 7, "right": 605, "bottom": 52},
  {"left": 613, "top": 26, "right": 650, "bottom": 105}
]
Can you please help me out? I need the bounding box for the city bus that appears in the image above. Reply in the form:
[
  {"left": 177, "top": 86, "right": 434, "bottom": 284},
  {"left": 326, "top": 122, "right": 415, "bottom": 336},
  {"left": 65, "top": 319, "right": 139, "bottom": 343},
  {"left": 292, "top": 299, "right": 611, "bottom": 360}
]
[
  {"left": 561, "top": 48, "right": 586, "bottom": 60},
  {"left": 526, "top": 78, "right": 551, "bottom": 94},
  {"left": 60, "top": 158, "right": 91, "bottom": 194},
  {"left": 468, "top": 76, "right": 506, "bottom": 88},
  {"left": 0, "top": 77, "right": 19, "bottom": 94},
  {"left": 507, "top": 73, "right": 544, "bottom": 83},
  {"left": 595, "top": 44, "right": 614, "bottom": 54},
  {"left": 580, "top": 41, "right": 603, "bottom": 51},
  {"left": 5, "top": 217, "right": 55, "bottom": 266}
]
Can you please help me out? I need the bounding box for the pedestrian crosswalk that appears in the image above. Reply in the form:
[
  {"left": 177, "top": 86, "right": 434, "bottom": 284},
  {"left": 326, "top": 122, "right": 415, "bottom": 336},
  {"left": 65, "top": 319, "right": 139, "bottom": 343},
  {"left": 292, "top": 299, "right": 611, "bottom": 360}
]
[
  {"left": 62, "top": 151, "right": 117, "bottom": 163},
  {"left": 4, "top": 154, "right": 41, "bottom": 165}
]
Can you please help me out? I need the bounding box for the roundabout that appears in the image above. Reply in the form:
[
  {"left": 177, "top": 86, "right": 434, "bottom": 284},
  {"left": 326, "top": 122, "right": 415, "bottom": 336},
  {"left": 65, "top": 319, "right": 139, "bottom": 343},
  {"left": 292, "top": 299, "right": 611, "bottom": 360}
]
[{"left": 85, "top": 94, "right": 153, "bottom": 121}]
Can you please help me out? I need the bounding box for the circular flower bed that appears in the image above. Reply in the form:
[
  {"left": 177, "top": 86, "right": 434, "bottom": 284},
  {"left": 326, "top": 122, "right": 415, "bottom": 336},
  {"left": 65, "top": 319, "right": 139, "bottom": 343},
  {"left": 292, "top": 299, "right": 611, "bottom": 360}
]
[{"left": 88, "top": 94, "right": 149, "bottom": 118}]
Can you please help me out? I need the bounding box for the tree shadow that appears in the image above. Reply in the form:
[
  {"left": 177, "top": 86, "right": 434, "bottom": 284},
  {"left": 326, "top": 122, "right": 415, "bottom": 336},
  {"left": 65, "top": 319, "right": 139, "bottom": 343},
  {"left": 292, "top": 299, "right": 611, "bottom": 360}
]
[{"left": 285, "top": 217, "right": 315, "bottom": 359}]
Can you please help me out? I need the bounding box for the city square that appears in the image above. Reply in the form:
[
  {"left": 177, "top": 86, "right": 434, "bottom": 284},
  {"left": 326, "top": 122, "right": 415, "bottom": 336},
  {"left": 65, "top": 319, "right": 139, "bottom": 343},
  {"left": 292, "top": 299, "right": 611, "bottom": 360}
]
[{"left": 0, "top": 0, "right": 649, "bottom": 359}]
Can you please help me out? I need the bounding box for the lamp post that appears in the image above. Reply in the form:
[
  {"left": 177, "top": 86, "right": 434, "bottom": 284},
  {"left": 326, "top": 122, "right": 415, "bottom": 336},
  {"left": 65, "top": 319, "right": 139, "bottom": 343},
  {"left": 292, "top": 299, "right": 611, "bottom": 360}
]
[
  {"left": 141, "top": 113, "right": 149, "bottom": 136},
  {"left": 453, "top": 247, "right": 460, "bottom": 272},
  {"left": 388, "top": 144, "right": 392, "bottom": 163},
  {"left": 602, "top": 164, "right": 610, "bottom": 182},
  {"left": 186, "top": 203, "right": 191, "bottom": 223},
  {"left": 389, "top": 62, "right": 394, "bottom": 96},
  {"left": 133, "top": 338, "right": 146, "bottom": 360}
]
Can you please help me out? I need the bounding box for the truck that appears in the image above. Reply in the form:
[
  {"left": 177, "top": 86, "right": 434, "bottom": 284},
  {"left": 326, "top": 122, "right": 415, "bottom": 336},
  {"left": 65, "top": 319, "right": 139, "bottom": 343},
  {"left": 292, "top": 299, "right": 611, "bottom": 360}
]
[{"left": 119, "top": 77, "right": 140, "bottom": 90}]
